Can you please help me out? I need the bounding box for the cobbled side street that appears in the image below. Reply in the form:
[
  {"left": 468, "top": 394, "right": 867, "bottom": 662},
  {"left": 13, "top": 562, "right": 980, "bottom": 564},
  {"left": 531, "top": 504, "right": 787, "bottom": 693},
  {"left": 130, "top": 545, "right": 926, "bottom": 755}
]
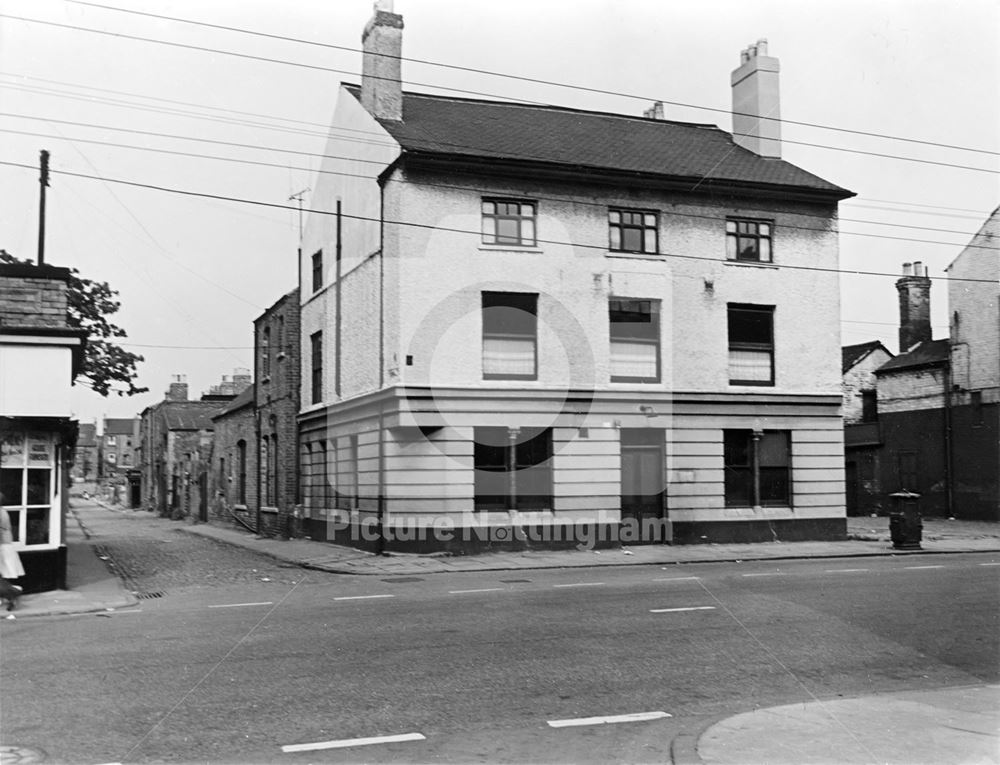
[{"left": 71, "top": 500, "right": 324, "bottom": 595}]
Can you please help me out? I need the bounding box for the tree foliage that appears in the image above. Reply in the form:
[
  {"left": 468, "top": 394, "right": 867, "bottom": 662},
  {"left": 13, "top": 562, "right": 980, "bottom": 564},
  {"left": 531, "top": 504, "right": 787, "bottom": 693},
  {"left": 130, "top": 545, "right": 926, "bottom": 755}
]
[{"left": 1, "top": 249, "right": 147, "bottom": 397}]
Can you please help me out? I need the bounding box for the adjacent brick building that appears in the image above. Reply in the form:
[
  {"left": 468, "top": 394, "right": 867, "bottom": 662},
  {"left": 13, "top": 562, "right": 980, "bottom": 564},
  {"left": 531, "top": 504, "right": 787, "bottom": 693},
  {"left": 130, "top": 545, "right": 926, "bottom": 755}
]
[
  {"left": 138, "top": 373, "right": 250, "bottom": 520},
  {"left": 71, "top": 422, "right": 98, "bottom": 484},
  {"left": 209, "top": 387, "right": 257, "bottom": 530},
  {"left": 850, "top": 209, "right": 999, "bottom": 521},
  {"left": 842, "top": 341, "right": 893, "bottom": 516},
  {"left": 255, "top": 288, "right": 301, "bottom": 536}
]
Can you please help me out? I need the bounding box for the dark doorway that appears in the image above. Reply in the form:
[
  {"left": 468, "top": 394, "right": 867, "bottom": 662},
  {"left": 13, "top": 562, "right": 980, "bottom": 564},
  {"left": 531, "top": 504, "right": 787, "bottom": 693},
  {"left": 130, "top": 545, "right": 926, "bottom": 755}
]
[
  {"left": 198, "top": 471, "right": 208, "bottom": 522},
  {"left": 620, "top": 428, "right": 665, "bottom": 540},
  {"left": 845, "top": 460, "right": 859, "bottom": 516}
]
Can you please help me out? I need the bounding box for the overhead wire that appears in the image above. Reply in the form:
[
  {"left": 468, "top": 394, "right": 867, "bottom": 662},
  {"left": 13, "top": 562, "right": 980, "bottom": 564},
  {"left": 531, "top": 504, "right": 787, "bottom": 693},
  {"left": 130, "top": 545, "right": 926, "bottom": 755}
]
[
  {"left": 58, "top": 0, "right": 1000, "bottom": 158},
  {"left": 3, "top": 11, "right": 999, "bottom": 176},
  {"left": 2, "top": 74, "right": 993, "bottom": 224},
  {"left": 1, "top": 158, "right": 994, "bottom": 283},
  {"left": 1, "top": 119, "right": 995, "bottom": 250}
]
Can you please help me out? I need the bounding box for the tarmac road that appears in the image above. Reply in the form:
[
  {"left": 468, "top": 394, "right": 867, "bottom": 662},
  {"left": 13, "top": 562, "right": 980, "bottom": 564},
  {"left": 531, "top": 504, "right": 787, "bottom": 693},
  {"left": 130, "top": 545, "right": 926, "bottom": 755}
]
[{"left": 1, "top": 532, "right": 997, "bottom": 764}]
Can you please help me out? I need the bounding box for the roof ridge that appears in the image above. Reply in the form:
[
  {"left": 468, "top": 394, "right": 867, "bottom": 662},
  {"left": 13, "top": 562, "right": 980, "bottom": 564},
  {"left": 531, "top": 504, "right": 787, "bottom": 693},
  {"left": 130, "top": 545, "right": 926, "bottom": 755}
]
[{"left": 341, "top": 81, "right": 720, "bottom": 130}]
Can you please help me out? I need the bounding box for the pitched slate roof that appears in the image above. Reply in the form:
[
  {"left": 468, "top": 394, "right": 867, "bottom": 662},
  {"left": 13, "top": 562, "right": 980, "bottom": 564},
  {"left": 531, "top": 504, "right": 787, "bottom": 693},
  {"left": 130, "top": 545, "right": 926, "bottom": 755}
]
[
  {"left": 876, "top": 339, "right": 950, "bottom": 374},
  {"left": 347, "top": 85, "right": 853, "bottom": 199},
  {"left": 842, "top": 341, "right": 893, "bottom": 374},
  {"left": 162, "top": 403, "right": 223, "bottom": 431},
  {"left": 211, "top": 386, "right": 255, "bottom": 420}
]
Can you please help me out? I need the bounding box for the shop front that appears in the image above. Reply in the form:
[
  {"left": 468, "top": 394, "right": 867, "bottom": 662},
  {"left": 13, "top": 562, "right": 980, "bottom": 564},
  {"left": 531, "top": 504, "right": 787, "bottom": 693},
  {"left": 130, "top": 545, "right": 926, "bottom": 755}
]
[{"left": 0, "top": 420, "right": 76, "bottom": 591}]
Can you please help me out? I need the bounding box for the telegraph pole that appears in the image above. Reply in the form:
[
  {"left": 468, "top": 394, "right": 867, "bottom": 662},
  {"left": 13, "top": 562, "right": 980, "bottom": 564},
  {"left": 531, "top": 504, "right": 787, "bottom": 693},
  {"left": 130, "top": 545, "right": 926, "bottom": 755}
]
[{"left": 38, "top": 149, "right": 50, "bottom": 265}]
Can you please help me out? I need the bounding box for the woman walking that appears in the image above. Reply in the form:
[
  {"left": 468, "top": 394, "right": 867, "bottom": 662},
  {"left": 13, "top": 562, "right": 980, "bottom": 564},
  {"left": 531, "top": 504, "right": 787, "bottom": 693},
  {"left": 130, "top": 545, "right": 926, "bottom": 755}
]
[{"left": 0, "top": 500, "right": 25, "bottom": 610}]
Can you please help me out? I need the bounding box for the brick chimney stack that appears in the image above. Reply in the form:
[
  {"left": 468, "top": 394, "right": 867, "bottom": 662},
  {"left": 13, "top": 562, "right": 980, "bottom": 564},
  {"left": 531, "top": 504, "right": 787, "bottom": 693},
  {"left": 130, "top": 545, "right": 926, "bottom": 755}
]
[
  {"left": 896, "top": 262, "right": 933, "bottom": 353},
  {"left": 361, "top": 0, "right": 404, "bottom": 122},
  {"left": 166, "top": 374, "right": 188, "bottom": 402},
  {"left": 731, "top": 39, "right": 781, "bottom": 158}
]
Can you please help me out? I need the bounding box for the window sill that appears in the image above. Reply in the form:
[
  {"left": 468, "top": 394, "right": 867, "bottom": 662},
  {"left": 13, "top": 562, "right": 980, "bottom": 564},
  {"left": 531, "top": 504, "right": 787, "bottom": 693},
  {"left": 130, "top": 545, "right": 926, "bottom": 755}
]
[
  {"left": 478, "top": 244, "right": 543, "bottom": 254},
  {"left": 260, "top": 506, "right": 279, "bottom": 514},
  {"left": 724, "top": 260, "right": 779, "bottom": 270},
  {"left": 606, "top": 252, "right": 664, "bottom": 261}
]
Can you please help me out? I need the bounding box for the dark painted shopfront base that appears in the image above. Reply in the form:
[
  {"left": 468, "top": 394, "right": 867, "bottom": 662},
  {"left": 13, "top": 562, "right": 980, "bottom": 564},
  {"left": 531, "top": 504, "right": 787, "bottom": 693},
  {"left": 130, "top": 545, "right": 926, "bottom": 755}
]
[
  {"left": 16, "top": 546, "right": 67, "bottom": 593},
  {"left": 300, "top": 516, "right": 846, "bottom": 554},
  {"left": 671, "top": 517, "right": 846, "bottom": 545}
]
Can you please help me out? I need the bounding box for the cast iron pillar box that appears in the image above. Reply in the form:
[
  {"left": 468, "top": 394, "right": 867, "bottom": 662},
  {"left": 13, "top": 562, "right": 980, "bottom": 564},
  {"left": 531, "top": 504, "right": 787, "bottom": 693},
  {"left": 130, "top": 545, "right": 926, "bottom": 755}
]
[{"left": 888, "top": 490, "right": 922, "bottom": 549}]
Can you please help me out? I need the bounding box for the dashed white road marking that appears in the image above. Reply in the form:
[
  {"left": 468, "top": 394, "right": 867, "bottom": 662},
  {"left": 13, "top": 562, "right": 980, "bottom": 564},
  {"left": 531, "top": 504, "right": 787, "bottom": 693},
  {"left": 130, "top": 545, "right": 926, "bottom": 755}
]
[
  {"left": 741, "top": 572, "right": 785, "bottom": 577},
  {"left": 649, "top": 606, "right": 716, "bottom": 613},
  {"left": 547, "top": 711, "right": 671, "bottom": 728},
  {"left": 979, "top": 562, "right": 1000, "bottom": 566},
  {"left": 281, "top": 732, "right": 426, "bottom": 753},
  {"left": 208, "top": 601, "right": 274, "bottom": 609},
  {"left": 449, "top": 588, "right": 505, "bottom": 594},
  {"left": 552, "top": 582, "right": 605, "bottom": 588},
  {"left": 653, "top": 576, "right": 701, "bottom": 582},
  {"left": 333, "top": 594, "right": 395, "bottom": 601},
  {"left": 825, "top": 568, "right": 870, "bottom": 573},
  {"left": 903, "top": 565, "right": 945, "bottom": 570}
]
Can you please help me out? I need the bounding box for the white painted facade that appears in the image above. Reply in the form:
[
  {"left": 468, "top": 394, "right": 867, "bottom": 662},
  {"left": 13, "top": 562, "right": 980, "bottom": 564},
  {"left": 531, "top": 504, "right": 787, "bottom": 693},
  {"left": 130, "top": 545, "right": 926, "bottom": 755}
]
[
  {"left": 948, "top": 208, "right": 1000, "bottom": 404},
  {"left": 297, "top": 26, "right": 850, "bottom": 546}
]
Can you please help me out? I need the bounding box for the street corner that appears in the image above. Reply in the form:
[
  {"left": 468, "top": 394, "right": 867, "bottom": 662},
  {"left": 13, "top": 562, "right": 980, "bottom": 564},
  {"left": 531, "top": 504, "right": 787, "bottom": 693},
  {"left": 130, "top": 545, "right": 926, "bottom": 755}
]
[{"left": 693, "top": 686, "right": 1000, "bottom": 765}]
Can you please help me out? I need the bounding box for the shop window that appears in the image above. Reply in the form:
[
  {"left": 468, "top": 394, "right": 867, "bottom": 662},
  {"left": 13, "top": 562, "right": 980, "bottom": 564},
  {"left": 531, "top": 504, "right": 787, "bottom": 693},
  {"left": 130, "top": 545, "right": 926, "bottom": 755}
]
[
  {"left": 474, "top": 427, "right": 552, "bottom": 511},
  {"left": 724, "top": 430, "right": 790, "bottom": 507},
  {"left": 0, "top": 431, "right": 54, "bottom": 547}
]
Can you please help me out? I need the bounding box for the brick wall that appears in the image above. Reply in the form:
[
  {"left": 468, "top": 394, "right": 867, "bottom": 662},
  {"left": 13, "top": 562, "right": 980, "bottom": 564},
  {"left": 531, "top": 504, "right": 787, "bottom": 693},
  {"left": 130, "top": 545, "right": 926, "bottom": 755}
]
[
  {"left": 256, "top": 288, "right": 301, "bottom": 536},
  {"left": 0, "top": 265, "right": 70, "bottom": 329},
  {"left": 877, "top": 366, "right": 946, "bottom": 414},
  {"left": 842, "top": 348, "right": 892, "bottom": 423},
  {"left": 209, "top": 404, "right": 257, "bottom": 527}
]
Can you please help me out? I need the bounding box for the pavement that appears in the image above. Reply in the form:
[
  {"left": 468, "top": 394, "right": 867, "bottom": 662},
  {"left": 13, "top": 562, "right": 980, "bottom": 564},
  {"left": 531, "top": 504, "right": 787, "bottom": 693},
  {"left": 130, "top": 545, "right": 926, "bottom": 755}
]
[{"left": 6, "top": 499, "right": 999, "bottom": 765}]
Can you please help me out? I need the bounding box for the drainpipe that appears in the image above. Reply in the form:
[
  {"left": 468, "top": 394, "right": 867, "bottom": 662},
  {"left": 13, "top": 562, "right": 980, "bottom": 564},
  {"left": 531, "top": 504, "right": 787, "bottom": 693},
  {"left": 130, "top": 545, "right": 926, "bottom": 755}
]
[
  {"left": 507, "top": 427, "right": 520, "bottom": 512},
  {"left": 254, "top": 409, "right": 262, "bottom": 535},
  {"left": 335, "top": 199, "right": 343, "bottom": 398},
  {"left": 376, "top": 402, "right": 386, "bottom": 555},
  {"left": 943, "top": 360, "right": 955, "bottom": 518}
]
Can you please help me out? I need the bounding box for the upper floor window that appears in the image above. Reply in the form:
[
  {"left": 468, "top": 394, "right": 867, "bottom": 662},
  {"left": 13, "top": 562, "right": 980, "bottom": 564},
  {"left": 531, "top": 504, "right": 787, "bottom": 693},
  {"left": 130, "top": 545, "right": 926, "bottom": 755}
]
[
  {"left": 310, "top": 331, "right": 323, "bottom": 404},
  {"left": 726, "top": 219, "right": 772, "bottom": 262},
  {"left": 106, "top": 436, "right": 117, "bottom": 446},
  {"left": 482, "top": 292, "right": 537, "bottom": 380},
  {"left": 482, "top": 199, "right": 536, "bottom": 247},
  {"left": 609, "top": 299, "right": 660, "bottom": 383},
  {"left": 728, "top": 304, "right": 774, "bottom": 386},
  {"left": 609, "top": 209, "right": 658, "bottom": 254},
  {"left": 261, "top": 327, "right": 271, "bottom": 378},
  {"left": 311, "top": 250, "right": 323, "bottom": 293}
]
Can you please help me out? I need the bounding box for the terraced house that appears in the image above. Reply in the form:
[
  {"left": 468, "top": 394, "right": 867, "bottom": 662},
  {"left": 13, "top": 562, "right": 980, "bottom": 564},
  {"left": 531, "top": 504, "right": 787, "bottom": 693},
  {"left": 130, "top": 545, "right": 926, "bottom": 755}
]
[{"left": 297, "top": 4, "right": 854, "bottom": 551}]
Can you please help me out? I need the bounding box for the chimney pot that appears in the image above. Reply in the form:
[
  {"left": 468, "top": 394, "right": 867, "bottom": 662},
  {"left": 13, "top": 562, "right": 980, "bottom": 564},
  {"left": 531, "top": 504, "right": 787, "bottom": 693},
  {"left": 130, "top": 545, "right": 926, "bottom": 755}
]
[
  {"left": 757, "top": 39, "right": 769, "bottom": 55},
  {"left": 896, "top": 262, "right": 933, "bottom": 352}
]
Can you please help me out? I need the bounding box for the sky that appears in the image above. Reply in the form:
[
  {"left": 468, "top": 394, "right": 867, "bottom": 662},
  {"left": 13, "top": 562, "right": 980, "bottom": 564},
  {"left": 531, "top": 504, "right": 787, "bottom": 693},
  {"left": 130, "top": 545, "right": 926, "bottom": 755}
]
[{"left": 1, "top": 0, "right": 997, "bottom": 431}]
